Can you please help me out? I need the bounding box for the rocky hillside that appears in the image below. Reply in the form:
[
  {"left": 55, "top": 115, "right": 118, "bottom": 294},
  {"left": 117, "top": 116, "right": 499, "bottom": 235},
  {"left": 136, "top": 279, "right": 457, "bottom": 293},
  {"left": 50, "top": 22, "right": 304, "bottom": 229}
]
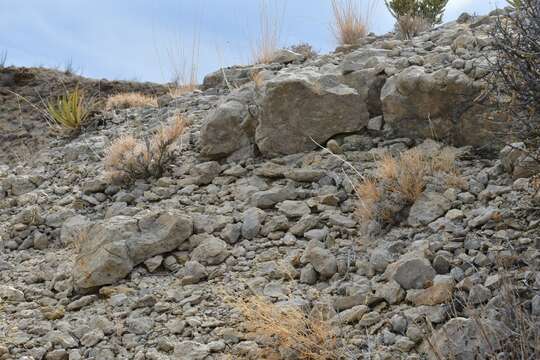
[
  {"left": 1, "top": 10, "right": 539, "bottom": 360},
  {"left": 0, "top": 67, "right": 168, "bottom": 165}
]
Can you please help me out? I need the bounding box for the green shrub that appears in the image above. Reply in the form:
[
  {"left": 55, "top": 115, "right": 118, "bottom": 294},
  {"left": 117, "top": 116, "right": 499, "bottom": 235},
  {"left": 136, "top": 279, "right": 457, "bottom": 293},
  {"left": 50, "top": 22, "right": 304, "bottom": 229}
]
[
  {"left": 385, "top": 0, "right": 449, "bottom": 25},
  {"left": 46, "top": 86, "right": 91, "bottom": 132}
]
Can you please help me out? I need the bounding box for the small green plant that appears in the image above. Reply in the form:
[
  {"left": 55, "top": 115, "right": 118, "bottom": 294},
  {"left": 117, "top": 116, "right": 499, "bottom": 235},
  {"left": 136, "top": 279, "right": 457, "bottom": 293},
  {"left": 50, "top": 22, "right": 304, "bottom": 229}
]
[
  {"left": 385, "top": 0, "right": 449, "bottom": 26},
  {"left": 46, "top": 87, "right": 92, "bottom": 132}
]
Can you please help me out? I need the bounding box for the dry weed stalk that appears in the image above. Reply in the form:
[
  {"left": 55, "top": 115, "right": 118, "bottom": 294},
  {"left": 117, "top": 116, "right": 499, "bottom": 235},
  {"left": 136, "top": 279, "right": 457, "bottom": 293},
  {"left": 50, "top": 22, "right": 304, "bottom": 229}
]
[
  {"left": 104, "top": 115, "right": 187, "bottom": 183},
  {"left": 331, "top": 0, "right": 374, "bottom": 46},
  {"left": 230, "top": 295, "right": 343, "bottom": 360},
  {"left": 251, "top": 0, "right": 283, "bottom": 64},
  {"left": 105, "top": 92, "right": 158, "bottom": 110}
]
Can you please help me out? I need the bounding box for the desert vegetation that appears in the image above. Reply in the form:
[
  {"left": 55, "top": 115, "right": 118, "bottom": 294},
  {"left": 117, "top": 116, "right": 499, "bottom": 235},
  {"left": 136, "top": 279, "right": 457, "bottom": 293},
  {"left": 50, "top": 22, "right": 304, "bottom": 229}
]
[
  {"left": 356, "top": 146, "right": 462, "bottom": 226},
  {"left": 251, "top": 0, "right": 283, "bottom": 64},
  {"left": 104, "top": 114, "right": 187, "bottom": 183},
  {"left": 230, "top": 295, "right": 344, "bottom": 360},
  {"left": 105, "top": 92, "right": 158, "bottom": 110},
  {"left": 385, "top": 0, "right": 449, "bottom": 39},
  {"left": 331, "top": 0, "right": 370, "bottom": 46},
  {"left": 491, "top": 0, "right": 540, "bottom": 154},
  {"left": 45, "top": 86, "right": 92, "bottom": 133}
]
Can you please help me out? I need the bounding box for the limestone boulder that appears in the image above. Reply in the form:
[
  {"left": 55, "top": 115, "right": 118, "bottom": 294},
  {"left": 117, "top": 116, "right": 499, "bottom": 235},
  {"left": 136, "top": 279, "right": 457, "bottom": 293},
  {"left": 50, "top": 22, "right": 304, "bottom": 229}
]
[
  {"left": 73, "top": 210, "right": 193, "bottom": 289},
  {"left": 381, "top": 66, "right": 493, "bottom": 146},
  {"left": 199, "top": 85, "right": 258, "bottom": 160},
  {"left": 256, "top": 69, "right": 369, "bottom": 156}
]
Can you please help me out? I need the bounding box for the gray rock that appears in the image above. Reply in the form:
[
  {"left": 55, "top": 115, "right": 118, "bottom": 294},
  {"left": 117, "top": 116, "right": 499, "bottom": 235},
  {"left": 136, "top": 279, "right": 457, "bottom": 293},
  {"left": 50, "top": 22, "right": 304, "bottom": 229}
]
[
  {"left": 73, "top": 210, "right": 193, "bottom": 289},
  {"left": 199, "top": 86, "right": 257, "bottom": 159},
  {"left": 381, "top": 66, "right": 496, "bottom": 146},
  {"left": 303, "top": 245, "right": 337, "bottom": 279},
  {"left": 250, "top": 186, "right": 296, "bottom": 208},
  {"left": 256, "top": 69, "right": 369, "bottom": 156},
  {"left": 276, "top": 200, "right": 311, "bottom": 218},
  {"left": 242, "top": 207, "right": 267, "bottom": 239},
  {"left": 422, "top": 317, "right": 508, "bottom": 360},
  {"left": 181, "top": 261, "right": 208, "bottom": 285},
  {"left": 190, "top": 161, "right": 221, "bottom": 185},
  {"left": 408, "top": 191, "right": 451, "bottom": 227},
  {"left": 389, "top": 257, "right": 436, "bottom": 290},
  {"left": 191, "top": 236, "right": 229, "bottom": 266}
]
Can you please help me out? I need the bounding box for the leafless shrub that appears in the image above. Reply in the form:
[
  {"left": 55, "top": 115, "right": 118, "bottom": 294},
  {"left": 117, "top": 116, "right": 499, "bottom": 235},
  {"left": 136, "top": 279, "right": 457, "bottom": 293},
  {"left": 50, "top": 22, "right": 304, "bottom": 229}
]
[
  {"left": 288, "top": 43, "right": 318, "bottom": 59},
  {"left": 489, "top": 0, "right": 540, "bottom": 157}
]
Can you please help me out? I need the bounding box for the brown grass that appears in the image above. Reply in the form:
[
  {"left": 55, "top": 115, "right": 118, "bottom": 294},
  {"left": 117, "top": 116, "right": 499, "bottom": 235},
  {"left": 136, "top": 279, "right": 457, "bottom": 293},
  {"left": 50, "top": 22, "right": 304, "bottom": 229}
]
[
  {"left": 230, "top": 295, "right": 343, "bottom": 360},
  {"left": 104, "top": 114, "right": 187, "bottom": 183},
  {"left": 356, "top": 147, "right": 462, "bottom": 224},
  {"left": 251, "top": 0, "right": 283, "bottom": 64},
  {"left": 105, "top": 92, "right": 158, "bottom": 110},
  {"left": 395, "top": 14, "right": 431, "bottom": 40},
  {"left": 331, "top": 0, "right": 369, "bottom": 46}
]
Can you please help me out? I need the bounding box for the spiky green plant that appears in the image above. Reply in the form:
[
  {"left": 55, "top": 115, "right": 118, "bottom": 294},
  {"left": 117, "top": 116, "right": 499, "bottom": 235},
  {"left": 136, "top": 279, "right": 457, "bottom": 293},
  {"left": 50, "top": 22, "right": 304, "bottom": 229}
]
[
  {"left": 507, "top": 0, "right": 522, "bottom": 8},
  {"left": 385, "top": 0, "right": 449, "bottom": 25},
  {"left": 46, "top": 87, "right": 91, "bottom": 132}
]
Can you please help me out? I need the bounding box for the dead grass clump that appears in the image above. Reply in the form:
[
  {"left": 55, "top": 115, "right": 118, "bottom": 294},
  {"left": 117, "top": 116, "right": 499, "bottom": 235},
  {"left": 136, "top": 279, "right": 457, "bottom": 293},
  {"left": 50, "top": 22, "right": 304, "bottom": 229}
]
[
  {"left": 288, "top": 43, "right": 318, "bottom": 59},
  {"left": 356, "top": 147, "right": 462, "bottom": 225},
  {"left": 104, "top": 115, "right": 187, "bottom": 183},
  {"left": 231, "top": 295, "right": 343, "bottom": 360},
  {"left": 395, "top": 14, "right": 431, "bottom": 39},
  {"left": 105, "top": 93, "right": 158, "bottom": 110},
  {"left": 331, "top": 0, "right": 370, "bottom": 46}
]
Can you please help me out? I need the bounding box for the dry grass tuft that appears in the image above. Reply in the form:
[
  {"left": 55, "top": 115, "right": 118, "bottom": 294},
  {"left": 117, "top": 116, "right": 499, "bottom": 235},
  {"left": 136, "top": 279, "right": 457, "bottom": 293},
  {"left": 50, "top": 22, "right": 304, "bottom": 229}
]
[
  {"left": 331, "top": 0, "right": 370, "bottom": 46},
  {"left": 104, "top": 115, "right": 187, "bottom": 183},
  {"left": 395, "top": 14, "right": 431, "bottom": 39},
  {"left": 105, "top": 92, "right": 158, "bottom": 110},
  {"left": 230, "top": 295, "right": 343, "bottom": 360},
  {"left": 288, "top": 42, "right": 318, "bottom": 59},
  {"left": 251, "top": 0, "right": 283, "bottom": 64},
  {"left": 356, "top": 146, "right": 462, "bottom": 225}
]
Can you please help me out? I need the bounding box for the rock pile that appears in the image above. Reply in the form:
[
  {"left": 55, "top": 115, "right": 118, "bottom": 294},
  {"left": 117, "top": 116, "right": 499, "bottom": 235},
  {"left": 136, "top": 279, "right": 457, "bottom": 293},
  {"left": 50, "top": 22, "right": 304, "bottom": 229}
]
[{"left": 0, "top": 10, "right": 538, "bottom": 360}]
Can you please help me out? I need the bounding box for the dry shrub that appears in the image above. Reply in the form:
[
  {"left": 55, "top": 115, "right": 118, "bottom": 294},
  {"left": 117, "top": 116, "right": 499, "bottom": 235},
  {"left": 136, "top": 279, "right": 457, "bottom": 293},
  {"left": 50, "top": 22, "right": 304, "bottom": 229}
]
[
  {"left": 104, "top": 115, "right": 187, "bottom": 183},
  {"left": 356, "top": 147, "right": 461, "bottom": 225},
  {"left": 395, "top": 14, "right": 431, "bottom": 39},
  {"left": 424, "top": 261, "right": 540, "bottom": 360},
  {"left": 231, "top": 295, "right": 343, "bottom": 360},
  {"left": 105, "top": 92, "right": 158, "bottom": 110},
  {"left": 331, "top": 0, "right": 371, "bottom": 46},
  {"left": 251, "top": 0, "right": 283, "bottom": 64},
  {"left": 288, "top": 43, "right": 318, "bottom": 59}
]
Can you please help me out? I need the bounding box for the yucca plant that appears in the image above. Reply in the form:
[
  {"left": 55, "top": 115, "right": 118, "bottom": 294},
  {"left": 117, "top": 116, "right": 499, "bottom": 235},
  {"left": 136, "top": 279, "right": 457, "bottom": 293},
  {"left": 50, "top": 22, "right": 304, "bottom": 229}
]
[
  {"left": 507, "top": 0, "right": 522, "bottom": 8},
  {"left": 46, "top": 86, "right": 91, "bottom": 132}
]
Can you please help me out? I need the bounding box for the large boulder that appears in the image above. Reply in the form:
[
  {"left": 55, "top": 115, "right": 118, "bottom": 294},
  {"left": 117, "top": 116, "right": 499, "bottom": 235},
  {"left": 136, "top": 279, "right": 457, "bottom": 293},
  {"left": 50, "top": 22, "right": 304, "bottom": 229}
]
[
  {"left": 199, "top": 86, "right": 258, "bottom": 160},
  {"left": 421, "top": 317, "right": 509, "bottom": 360},
  {"left": 256, "top": 70, "right": 369, "bottom": 156},
  {"left": 381, "top": 66, "right": 493, "bottom": 146},
  {"left": 73, "top": 210, "right": 193, "bottom": 289}
]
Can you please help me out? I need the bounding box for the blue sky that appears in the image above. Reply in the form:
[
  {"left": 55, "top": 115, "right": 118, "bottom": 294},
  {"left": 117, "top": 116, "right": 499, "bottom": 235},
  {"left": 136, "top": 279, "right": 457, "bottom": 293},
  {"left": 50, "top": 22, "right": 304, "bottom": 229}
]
[{"left": 0, "top": 0, "right": 503, "bottom": 83}]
